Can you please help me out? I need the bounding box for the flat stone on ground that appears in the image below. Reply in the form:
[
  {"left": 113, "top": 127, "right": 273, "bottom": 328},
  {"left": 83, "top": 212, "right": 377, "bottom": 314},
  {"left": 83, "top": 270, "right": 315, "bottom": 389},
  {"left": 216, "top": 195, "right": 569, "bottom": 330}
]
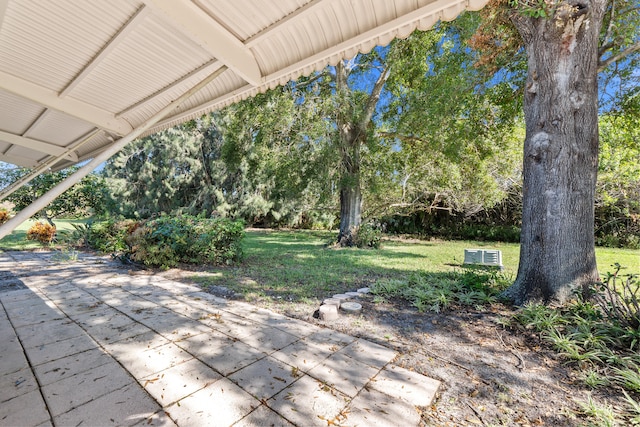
[
  {"left": 340, "top": 301, "right": 362, "bottom": 313},
  {"left": 370, "top": 364, "right": 441, "bottom": 407}
]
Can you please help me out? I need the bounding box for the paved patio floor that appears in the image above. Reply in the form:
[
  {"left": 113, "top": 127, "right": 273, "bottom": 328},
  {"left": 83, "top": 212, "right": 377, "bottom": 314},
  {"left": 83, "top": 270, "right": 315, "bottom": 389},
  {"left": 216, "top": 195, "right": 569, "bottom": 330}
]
[{"left": 0, "top": 250, "right": 440, "bottom": 427}]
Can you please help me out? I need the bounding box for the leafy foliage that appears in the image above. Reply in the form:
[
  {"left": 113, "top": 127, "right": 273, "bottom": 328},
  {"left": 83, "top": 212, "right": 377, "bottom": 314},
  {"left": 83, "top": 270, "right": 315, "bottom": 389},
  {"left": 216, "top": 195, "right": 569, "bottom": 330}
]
[
  {"left": 509, "top": 264, "right": 640, "bottom": 424},
  {"left": 0, "top": 165, "right": 107, "bottom": 221},
  {"left": 588, "top": 263, "right": 639, "bottom": 332},
  {"left": 351, "top": 223, "right": 382, "bottom": 249},
  {"left": 371, "top": 269, "right": 510, "bottom": 312},
  {"left": 127, "top": 216, "right": 244, "bottom": 269},
  {"left": 26, "top": 221, "right": 56, "bottom": 245}
]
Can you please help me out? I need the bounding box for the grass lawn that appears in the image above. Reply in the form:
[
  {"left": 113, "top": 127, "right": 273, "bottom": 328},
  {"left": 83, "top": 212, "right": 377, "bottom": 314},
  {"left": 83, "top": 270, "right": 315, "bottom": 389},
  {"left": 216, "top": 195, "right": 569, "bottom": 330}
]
[{"left": 191, "top": 229, "right": 640, "bottom": 302}]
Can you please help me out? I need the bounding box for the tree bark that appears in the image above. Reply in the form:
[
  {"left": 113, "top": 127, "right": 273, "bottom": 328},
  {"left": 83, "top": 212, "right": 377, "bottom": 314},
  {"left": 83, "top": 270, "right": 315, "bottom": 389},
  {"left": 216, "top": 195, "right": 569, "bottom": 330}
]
[{"left": 504, "top": 0, "right": 607, "bottom": 304}]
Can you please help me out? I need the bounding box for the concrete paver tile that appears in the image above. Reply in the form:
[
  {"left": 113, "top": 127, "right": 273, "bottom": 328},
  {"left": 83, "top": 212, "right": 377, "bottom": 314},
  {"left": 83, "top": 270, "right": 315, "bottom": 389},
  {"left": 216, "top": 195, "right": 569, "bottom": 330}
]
[
  {"left": 6, "top": 306, "right": 66, "bottom": 328},
  {"left": 307, "top": 328, "right": 357, "bottom": 349},
  {"left": 268, "top": 375, "right": 351, "bottom": 427},
  {"left": 269, "top": 317, "right": 322, "bottom": 339},
  {"left": 112, "top": 342, "right": 194, "bottom": 380},
  {"left": 174, "top": 328, "right": 230, "bottom": 352},
  {"left": 0, "top": 328, "right": 29, "bottom": 375},
  {"left": 193, "top": 338, "right": 268, "bottom": 376},
  {"left": 177, "top": 291, "right": 227, "bottom": 306},
  {"left": 51, "top": 297, "right": 105, "bottom": 317},
  {"left": 87, "top": 319, "right": 152, "bottom": 344},
  {"left": 337, "top": 338, "right": 397, "bottom": 369},
  {"left": 164, "top": 378, "right": 259, "bottom": 427},
  {"left": 0, "top": 289, "right": 36, "bottom": 303},
  {"left": 42, "top": 359, "right": 135, "bottom": 416},
  {"left": 233, "top": 404, "right": 295, "bottom": 427},
  {"left": 141, "top": 315, "right": 211, "bottom": 339},
  {"left": 66, "top": 306, "right": 119, "bottom": 326},
  {"left": 370, "top": 364, "right": 441, "bottom": 407},
  {"left": 26, "top": 333, "right": 98, "bottom": 366},
  {"left": 307, "top": 350, "right": 381, "bottom": 398},
  {"left": 0, "top": 367, "right": 39, "bottom": 403},
  {"left": 205, "top": 315, "right": 265, "bottom": 340},
  {"left": 241, "top": 326, "right": 299, "bottom": 353},
  {"left": 126, "top": 306, "right": 174, "bottom": 323},
  {"left": 153, "top": 299, "right": 207, "bottom": 320},
  {"left": 228, "top": 356, "right": 298, "bottom": 400},
  {"left": 0, "top": 349, "right": 29, "bottom": 376},
  {"left": 103, "top": 330, "right": 171, "bottom": 353},
  {"left": 132, "top": 410, "right": 177, "bottom": 427},
  {"left": 33, "top": 347, "right": 113, "bottom": 386},
  {"left": 140, "top": 358, "right": 222, "bottom": 406},
  {"left": 54, "top": 382, "right": 160, "bottom": 427},
  {"left": 270, "top": 339, "right": 334, "bottom": 372},
  {"left": 346, "top": 387, "right": 421, "bottom": 427},
  {"left": 15, "top": 318, "right": 85, "bottom": 349},
  {"left": 116, "top": 297, "right": 164, "bottom": 317},
  {"left": 0, "top": 389, "right": 51, "bottom": 426}
]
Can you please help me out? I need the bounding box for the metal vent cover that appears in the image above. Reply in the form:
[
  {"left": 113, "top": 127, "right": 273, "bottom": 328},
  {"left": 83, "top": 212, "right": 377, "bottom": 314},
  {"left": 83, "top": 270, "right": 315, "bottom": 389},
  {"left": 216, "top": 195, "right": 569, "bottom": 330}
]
[{"left": 463, "top": 249, "right": 503, "bottom": 268}]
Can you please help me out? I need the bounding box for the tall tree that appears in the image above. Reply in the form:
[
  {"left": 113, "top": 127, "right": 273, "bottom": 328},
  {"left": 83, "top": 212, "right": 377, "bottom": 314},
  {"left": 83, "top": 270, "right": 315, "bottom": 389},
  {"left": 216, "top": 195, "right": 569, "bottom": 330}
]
[
  {"left": 334, "top": 59, "right": 390, "bottom": 244},
  {"left": 473, "top": 0, "right": 639, "bottom": 303}
]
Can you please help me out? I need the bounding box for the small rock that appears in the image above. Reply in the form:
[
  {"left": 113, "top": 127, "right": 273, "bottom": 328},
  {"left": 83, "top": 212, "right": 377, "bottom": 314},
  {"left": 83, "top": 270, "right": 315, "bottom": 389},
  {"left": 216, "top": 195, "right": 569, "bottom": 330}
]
[
  {"left": 340, "top": 301, "right": 362, "bottom": 314},
  {"left": 323, "top": 298, "right": 341, "bottom": 307},
  {"left": 319, "top": 304, "right": 339, "bottom": 321},
  {"left": 332, "top": 294, "right": 351, "bottom": 301},
  {"left": 345, "top": 291, "right": 360, "bottom": 297},
  {"left": 357, "top": 287, "right": 371, "bottom": 294}
]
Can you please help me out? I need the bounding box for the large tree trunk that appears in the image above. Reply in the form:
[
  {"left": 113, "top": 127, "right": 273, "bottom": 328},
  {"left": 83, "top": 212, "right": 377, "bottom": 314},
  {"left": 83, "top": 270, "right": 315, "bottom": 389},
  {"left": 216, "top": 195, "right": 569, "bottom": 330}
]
[
  {"left": 337, "top": 125, "right": 363, "bottom": 245},
  {"left": 504, "top": 1, "right": 607, "bottom": 304}
]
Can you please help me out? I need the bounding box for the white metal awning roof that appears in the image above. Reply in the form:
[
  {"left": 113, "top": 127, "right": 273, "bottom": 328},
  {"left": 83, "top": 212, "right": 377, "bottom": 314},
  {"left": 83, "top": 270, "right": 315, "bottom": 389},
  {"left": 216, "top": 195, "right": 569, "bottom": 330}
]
[{"left": 0, "top": 0, "right": 487, "bottom": 171}]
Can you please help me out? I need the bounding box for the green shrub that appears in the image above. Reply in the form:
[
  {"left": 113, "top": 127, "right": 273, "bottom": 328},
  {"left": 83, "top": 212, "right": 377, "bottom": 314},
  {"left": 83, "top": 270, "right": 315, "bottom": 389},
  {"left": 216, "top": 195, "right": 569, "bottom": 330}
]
[
  {"left": 126, "top": 215, "right": 244, "bottom": 268},
  {"left": 352, "top": 223, "right": 382, "bottom": 249},
  {"left": 86, "top": 219, "right": 138, "bottom": 253}
]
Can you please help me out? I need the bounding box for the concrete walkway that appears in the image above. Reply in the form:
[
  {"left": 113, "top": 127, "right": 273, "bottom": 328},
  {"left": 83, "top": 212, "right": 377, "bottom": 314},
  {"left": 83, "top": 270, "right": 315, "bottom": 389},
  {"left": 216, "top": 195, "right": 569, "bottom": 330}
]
[{"left": 0, "top": 250, "right": 440, "bottom": 427}]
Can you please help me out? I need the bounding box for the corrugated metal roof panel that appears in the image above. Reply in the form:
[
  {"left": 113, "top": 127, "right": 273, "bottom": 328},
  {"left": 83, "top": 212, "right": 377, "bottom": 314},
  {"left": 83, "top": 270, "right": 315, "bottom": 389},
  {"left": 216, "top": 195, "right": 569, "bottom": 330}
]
[
  {"left": 0, "top": 91, "right": 45, "bottom": 135},
  {"left": 0, "top": 0, "right": 488, "bottom": 172},
  {"left": 22, "top": 111, "right": 95, "bottom": 147}
]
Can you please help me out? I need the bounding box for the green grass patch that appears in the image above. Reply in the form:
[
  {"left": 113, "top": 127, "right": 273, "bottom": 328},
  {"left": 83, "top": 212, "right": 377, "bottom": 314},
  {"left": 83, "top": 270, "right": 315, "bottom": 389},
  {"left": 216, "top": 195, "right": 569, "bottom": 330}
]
[{"left": 189, "top": 230, "right": 639, "bottom": 304}]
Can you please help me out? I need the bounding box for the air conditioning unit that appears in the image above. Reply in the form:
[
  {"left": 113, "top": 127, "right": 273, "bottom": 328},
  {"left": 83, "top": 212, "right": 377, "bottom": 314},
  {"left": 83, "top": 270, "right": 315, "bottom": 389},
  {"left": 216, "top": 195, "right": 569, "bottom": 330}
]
[{"left": 463, "top": 249, "right": 503, "bottom": 268}]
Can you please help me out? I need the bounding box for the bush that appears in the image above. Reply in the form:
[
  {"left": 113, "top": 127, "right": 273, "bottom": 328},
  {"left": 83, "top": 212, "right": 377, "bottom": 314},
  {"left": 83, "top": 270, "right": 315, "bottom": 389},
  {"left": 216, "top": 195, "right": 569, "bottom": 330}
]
[
  {"left": 352, "top": 223, "right": 382, "bottom": 249},
  {"left": 0, "top": 209, "right": 10, "bottom": 224},
  {"left": 27, "top": 221, "right": 56, "bottom": 244},
  {"left": 589, "top": 263, "right": 639, "bottom": 332},
  {"left": 126, "top": 215, "right": 244, "bottom": 269},
  {"left": 86, "top": 219, "right": 138, "bottom": 252}
]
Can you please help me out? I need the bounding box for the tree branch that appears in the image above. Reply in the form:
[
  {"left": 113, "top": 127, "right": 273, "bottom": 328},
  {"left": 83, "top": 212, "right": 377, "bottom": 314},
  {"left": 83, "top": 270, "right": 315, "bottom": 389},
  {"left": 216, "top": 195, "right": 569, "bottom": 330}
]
[
  {"left": 598, "top": 42, "right": 640, "bottom": 71},
  {"left": 599, "top": 0, "right": 617, "bottom": 56},
  {"left": 357, "top": 64, "right": 391, "bottom": 132}
]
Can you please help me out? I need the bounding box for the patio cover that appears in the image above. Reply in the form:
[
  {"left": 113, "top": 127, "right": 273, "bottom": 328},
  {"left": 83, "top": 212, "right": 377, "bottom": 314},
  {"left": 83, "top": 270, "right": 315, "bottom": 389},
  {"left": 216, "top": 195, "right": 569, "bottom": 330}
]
[{"left": 0, "top": 0, "right": 487, "bottom": 236}]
